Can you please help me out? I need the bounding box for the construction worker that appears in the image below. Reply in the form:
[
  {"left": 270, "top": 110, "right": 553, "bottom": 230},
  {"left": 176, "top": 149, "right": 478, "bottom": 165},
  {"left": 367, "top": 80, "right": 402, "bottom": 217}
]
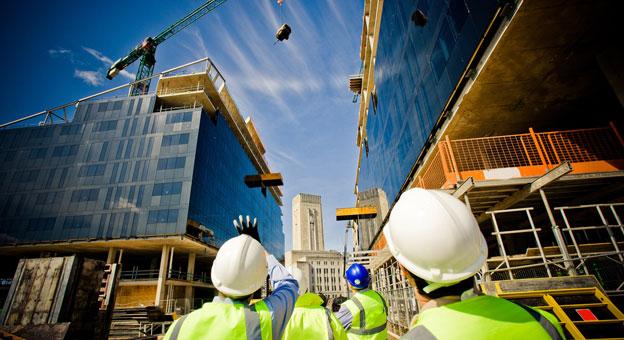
[
  {"left": 282, "top": 266, "right": 346, "bottom": 339},
  {"left": 383, "top": 188, "right": 565, "bottom": 339},
  {"left": 335, "top": 263, "right": 388, "bottom": 339},
  {"left": 164, "top": 215, "right": 298, "bottom": 340}
]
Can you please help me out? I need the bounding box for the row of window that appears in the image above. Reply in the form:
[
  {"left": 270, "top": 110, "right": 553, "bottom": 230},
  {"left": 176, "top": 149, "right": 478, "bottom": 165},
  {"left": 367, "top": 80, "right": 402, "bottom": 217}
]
[
  {"left": 52, "top": 144, "right": 79, "bottom": 157},
  {"left": 156, "top": 156, "right": 186, "bottom": 170},
  {"left": 152, "top": 181, "right": 183, "bottom": 196},
  {"left": 147, "top": 209, "right": 179, "bottom": 224},
  {"left": 161, "top": 133, "right": 190, "bottom": 147},
  {"left": 21, "top": 206, "right": 180, "bottom": 233},
  {"left": 70, "top": 188, "right": 99, "bottom": 202},
  {"left": 92, "top": 120, "right": 118, "bottom": 132},
  {"left": 60, "top": 124, "right": 82, "bottom": 136},
  {"left": 166, "top": 111, "right": 193, "bottom": 124},
  {"left": 78, "top": 164, "right": 106, "bottom": 177}
]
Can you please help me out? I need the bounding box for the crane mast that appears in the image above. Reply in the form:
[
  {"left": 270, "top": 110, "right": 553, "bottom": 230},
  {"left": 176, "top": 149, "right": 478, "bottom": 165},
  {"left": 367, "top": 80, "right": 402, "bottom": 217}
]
[{"left": 106, "top": 0, "right": 228, "bottom": 96}]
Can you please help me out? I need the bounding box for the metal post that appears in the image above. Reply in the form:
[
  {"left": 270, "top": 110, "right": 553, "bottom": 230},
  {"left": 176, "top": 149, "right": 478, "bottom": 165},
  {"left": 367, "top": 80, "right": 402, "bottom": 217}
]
[
  {"left": 539, "top": 189, "right": 576, "bottom": 276},
  {"left": 596, "top": 206, "right": 624, "bottom": 262},
  {"left": 489, "top": 212, "right": 514, "bottom": 279},
  {"left": 525, "top": 209, "right": 552, "bottom": 277},
  {"left": 608, "top": 204, "right": 624, "bottom": 238},
  {"left": 558, "top": 208, "right": 589, "bottom": 274}
]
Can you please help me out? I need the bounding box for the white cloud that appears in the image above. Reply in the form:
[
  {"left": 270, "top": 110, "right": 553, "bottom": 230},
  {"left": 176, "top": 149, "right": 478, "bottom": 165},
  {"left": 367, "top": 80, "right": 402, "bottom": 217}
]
[
  {"left": 48, "top": 48, "right": 72, "bottom": 57},
  {"left": 74, "top": 69, "right": 104, "bottom": 86},
  {"left": 82, "top": 46, "right": 136, "bottom": 80}
]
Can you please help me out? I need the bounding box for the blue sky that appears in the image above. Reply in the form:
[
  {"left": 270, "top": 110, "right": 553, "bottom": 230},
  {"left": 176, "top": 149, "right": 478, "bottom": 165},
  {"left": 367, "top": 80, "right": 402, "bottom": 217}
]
[{"left": 0, "top": 0, "right": 363, "bottom": 251}]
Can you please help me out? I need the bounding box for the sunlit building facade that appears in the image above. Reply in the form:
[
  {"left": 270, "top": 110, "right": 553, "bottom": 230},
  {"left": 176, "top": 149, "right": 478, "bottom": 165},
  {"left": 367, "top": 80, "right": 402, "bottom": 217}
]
[
  {"left": 0, "top": 61, "right": 284, "bottom": 323},
  {"left": 352, "top": 0, "right": 624, "bottom": 336}
]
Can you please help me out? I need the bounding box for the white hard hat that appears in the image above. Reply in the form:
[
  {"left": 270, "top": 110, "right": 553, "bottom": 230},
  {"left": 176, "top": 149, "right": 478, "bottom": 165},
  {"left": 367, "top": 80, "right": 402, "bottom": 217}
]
[
  {"left": 286, "top": 266, "right": 307, "bottom": 295},
  {"left": 384, "top": 188, "right": 488, "bottom": 284},
  {"left": 211, "top": 235, "right": 268, "bottom": 298}
]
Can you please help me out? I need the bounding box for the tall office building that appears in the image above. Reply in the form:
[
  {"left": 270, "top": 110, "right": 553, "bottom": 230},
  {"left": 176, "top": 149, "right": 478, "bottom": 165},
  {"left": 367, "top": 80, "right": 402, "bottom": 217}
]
[
  {"left": 0, "top": 60, "right": 284, "bottom": 315},
  {"left": 292, "top": 193, "right": 324, "bottom": 251},
  {"left": 351, "top": 0, "right": 624, "bottom": 335},
  {"left": 286, "top": 193, "right": 345, "bottom": 299}
]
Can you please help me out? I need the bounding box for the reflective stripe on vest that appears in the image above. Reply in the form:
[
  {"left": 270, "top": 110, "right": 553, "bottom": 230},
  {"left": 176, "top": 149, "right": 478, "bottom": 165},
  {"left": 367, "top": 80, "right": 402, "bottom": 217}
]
[
  {"left": 344, "top": 290, "right": 388, "bottom": 339},
  {"left": 324, "top": 307, "right": 335, "bottom": 340},
  {"left": 408, "top": 295, "right": 565, "bottom": 340},
  {"left": 167, "top": 300, "right": 272, "bottom": 340}
]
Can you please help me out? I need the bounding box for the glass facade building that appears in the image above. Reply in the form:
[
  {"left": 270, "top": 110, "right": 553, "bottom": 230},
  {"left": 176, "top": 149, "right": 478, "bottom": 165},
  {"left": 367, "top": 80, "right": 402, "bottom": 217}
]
[
  {"left": 0, "top": 93, "right": 284, "bottom": 257},
  {"left": 357, "top": 0, "right": 498, "bottom": 206}
]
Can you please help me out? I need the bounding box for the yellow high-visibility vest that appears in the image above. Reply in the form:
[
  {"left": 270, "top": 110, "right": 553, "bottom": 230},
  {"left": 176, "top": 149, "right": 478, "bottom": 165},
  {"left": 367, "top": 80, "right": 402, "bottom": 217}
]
[
  {"left": 342, "top": 289, "right": 388, "bottom": 340},
  {"left": 163, "top": 300, "right": 272, "bottom": 340},
  {"left": 406, "top": 295, "right": 565, "bottom": 339},
  {"left": 282, "top": 293, "right": 347, "bottom": 340}
]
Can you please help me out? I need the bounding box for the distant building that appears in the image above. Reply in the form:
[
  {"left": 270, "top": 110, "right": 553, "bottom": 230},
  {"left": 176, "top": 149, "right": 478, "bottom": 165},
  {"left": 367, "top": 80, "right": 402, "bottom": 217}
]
[
  {"left": 0, "top": 60, "right": 284, "bottom": 315},
  {"left": 287, "top": 193, "right": 346, "bottom": 298},
  {"left": 355, "top": 188, "right": 388, "bottom": 251},
  {"left": 292, "top": 193, "right": 324, "bottom": 251},
  {"left": 285, "top": 250, "right": 346, "bottom": 300}
]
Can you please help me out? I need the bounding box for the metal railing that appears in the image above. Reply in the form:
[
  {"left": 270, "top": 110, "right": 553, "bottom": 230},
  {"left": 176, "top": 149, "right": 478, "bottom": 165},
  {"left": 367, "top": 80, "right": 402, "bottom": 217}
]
[
  {"left": 372, "top": 257, "right": 418, "bottom": 337},
  {"left": 416, "top": 124, "right": 624, "bottom": 189},
  {"left": 483, "top": 202, "right": 624, "bottom": 293},
  {"left": 157, "top": 84, "right": 205, "bottom": 96},
  {"left": 120, "top": 269, "right": 211, "bottom": 284}
]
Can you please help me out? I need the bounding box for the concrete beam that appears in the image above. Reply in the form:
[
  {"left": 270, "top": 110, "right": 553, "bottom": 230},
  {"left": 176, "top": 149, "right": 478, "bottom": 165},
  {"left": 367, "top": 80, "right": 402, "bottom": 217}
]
[
  {"left": 336, "top": 206, "right": 378, "bottom": 221},
  {"left": 477, "top": 162, "right": 573, "bottom": 223}
]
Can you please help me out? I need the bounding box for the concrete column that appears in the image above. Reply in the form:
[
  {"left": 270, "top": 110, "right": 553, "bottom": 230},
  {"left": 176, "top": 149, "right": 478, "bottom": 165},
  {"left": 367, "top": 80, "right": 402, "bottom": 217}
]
[
  {"left": 106, "top": 248, "right": 117, "bottom": 264},
  {"left": 185, "top": 253, "right": 196, "bottom": 312},
  {"left": 155, "top": 245, "right": 171, "bottom": 307}
]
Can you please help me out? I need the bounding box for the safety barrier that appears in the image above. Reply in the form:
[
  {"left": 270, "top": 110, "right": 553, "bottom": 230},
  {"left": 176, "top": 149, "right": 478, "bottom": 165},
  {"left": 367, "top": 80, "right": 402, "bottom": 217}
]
[{"left": 416, "top": 124, "right": 624, "bottom": 189}]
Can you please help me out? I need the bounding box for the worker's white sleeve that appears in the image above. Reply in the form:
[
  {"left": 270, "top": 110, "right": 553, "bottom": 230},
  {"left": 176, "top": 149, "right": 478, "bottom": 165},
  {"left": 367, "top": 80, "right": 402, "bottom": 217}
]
[
  {"left": 263, "top": 254, "right": 299, "bottom": 340},
  {"left": 335, "top": 304, "right": 353, "bottom": 329}
]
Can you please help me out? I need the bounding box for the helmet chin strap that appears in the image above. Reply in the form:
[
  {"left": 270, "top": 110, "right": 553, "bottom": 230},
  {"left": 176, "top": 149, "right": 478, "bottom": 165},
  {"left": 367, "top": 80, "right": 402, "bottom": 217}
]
[{"left": 422, "top": 280, "right": 460, "bottom": 294}]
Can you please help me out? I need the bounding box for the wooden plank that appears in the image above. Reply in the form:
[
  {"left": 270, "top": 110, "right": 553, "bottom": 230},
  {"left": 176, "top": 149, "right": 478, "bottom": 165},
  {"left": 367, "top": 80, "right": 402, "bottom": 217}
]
[
  {"left": 0, "top": 260, "right": 24, "bottom": 325},
  {"left": 21, "top": 259, "right": 50, "bottom": 325},
  {"left": 32, "top": 257, "right": 63, "bottom": 324},
  {"left": 8, "top": 259, "right": 38, "bottom": 325},
  {"left": 336, "top": 206, "right": 378, "bottom": 221},
  {"left": 49, "top": 256, "right": 77, "bottom": 323}
]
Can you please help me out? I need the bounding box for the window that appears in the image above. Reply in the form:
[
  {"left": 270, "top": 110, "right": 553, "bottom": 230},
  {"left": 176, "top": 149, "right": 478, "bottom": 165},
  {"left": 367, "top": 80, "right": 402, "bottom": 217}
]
[
  {"left": 152, "top": 182, "right": 183, "bottom": 196},
  {"left": 161, "top": 133, "right": 190, "bottom": 147},
  {"left": 30, "top": 128, "right": 53, "bottom": 139},
  {"left": 98, "top": 102, "right": 108, "bottom": 112},
  {"left": 36, "top": 191, "right": 61, "bottom": 205},
  {"left": 27, "top": 217, "right": 56, "bottom": 231},
  {"left": 13, "top": 170, "right": 39, "bottom": 183},
  {"left": 63, "top": 215, "right": 92, "bottom": 229},
  {"left": 60, "top": 125, "right": 82, "bottom": 135},
  {"left": 52, "top": 145, "right": 79, "bottom": 157},
  {"left": 78, "top": 164, "right": 106, "bottom": 177},
  {"left": 28, "top": 147, "right": 47, "bottom": 159},
  {"left": 157, "top": 156, "right": 186, "bottom": 170},
  {"left": 70, "top": 189, "right": 99, "bottom": 202},
  {"left": 92, "top": 120, "right": 118, "bottom": 132},
  {"left": 147, "top": 209, "right": 179, "bottom": 224},
  {"left": 166, "top": 111, "right": 193, "bottom": 124},
  {"left": 113, "top": 100, "right": 123, "bottom": 110}
]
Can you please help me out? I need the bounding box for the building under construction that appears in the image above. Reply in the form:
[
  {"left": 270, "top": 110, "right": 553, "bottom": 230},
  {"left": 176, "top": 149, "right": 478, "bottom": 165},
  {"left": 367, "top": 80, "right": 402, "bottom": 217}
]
[
  {"left": 0, "top": 59, "right": 284, "bottom": 337},
  {"left": 349, "top": 0, "right": 624, "bottom": 338}
]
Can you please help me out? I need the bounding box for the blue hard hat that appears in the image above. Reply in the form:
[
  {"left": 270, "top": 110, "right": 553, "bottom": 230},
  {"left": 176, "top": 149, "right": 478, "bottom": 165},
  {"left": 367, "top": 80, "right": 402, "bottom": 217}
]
[{"left": 345, "top": 263, "right": 370, "bottom": 289}]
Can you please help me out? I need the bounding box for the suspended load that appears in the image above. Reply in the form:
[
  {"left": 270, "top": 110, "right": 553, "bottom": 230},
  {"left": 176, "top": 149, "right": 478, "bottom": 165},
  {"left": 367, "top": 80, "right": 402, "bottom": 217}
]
[
  {"left": 275, "top": 24, "right": 292, "bottom": 41},
  {"left": 274, "top": 0, "right": 291, "bottom": 43}
]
